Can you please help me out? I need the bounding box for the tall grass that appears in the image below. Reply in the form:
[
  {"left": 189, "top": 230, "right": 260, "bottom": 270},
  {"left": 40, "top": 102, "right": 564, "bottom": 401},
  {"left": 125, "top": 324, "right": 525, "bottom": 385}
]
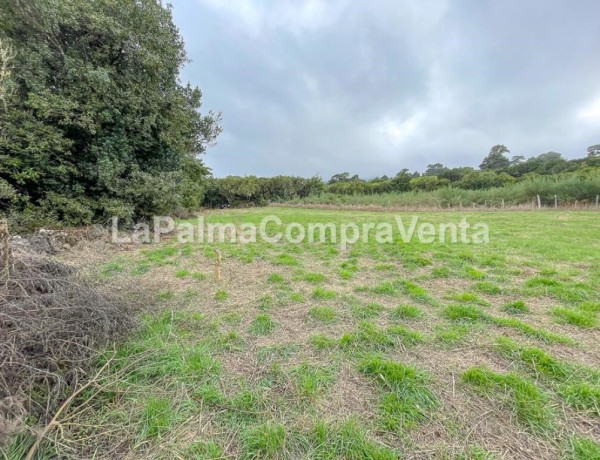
[{"left": 285, "top": 174, "right": 600, "bottom": 208}]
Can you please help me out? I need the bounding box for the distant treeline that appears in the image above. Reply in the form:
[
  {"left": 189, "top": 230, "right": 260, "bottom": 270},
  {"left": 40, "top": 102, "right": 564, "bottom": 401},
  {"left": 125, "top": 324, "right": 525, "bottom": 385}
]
[{"left": 204, "top": 145, "right": 600, "bottom": 208}]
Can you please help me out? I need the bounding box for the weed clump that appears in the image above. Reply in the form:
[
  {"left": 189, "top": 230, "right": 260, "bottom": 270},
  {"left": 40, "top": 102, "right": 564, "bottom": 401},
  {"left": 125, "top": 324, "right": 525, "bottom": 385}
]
[
  {"left": 462, "top": 366, "right": 554, "bottom": 433},
  {"left": 501, "top": 300, "right": 529, "bottom": 314},
  {"left": 360, "top": 355, "right": 437, "bottom": 430}
]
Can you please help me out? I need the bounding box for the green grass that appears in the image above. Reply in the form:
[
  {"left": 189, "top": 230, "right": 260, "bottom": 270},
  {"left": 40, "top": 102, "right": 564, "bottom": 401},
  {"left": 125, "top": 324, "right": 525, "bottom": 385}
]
[
  {"left": 445, "top": 292, "right": 490, "bottom": 306},
  {"left": 387, "top": 324, "right": 425, "bottom": 345},
  {"left": 175, "top": 269, "right": 190, "bottom": 278},
  {"left": 501, "top": 300, "right": 529, "bottom": 314},
  {"left": 242, "top": 422, "right": 286, "bottom": 459},
  {"left": 273, "top": 253, "right": 300, "bottom": 266},
  {"left": 310, "top": 418, "right": 400, "bottom": 459},
  {"left": 219, "top": 312, "right": 242, "bottom": 325},
  {"left": 215, "top": 290, "right": 229, "bottom": 301},
  {"left": 185, "top": 440, "right": 223, "bottom": 459},
  {"left": 289, "top": 362, "right": 336, "bottom": 398},
  {"left": 566, "top": 436, "right": 600, "bottom": 459},
  {"left": 191, "top": 271, "right": 207, "bottom": 280},
  {"left": 492, "top": 317, "right": 575, "bottom": 344},
  {"left": 435, "top": 323, "right": 473, "bottom": 345},
  {"left": 551, "top": 307, "right": 598, "bottom": 328},
  {"left": 370, "top": 278, "right": 435, "bottom": 304},
  {"left": 474, "top": 281, "right": 502, "bottom": 295},
  {"left": 579, "top": 302, "right": 600, "bottom": 313},
  {"left": 495, "top": 337, "right": 577, "bottom": 381},
  {"left": 441, "top": 305, "right": 574, "bottom": 344},
  {"left": 456, "top": 445, "right": 497, "bottom": 460},
  {"left": 39, "top": 208, "right": 600, "bottom": 458},
  {"left": 371, "top": 281, "right": 399, "bottom": 295},
  {"left": 312, "top": 287, "right": 337, "bottom": 300},
  {"left": 267, "top": 273, "right": 285, "bottom": 284},
  {"left": 442, "top": 304, "right": 490, "bottom": 322},
  {"left": 101, "top": 261, "right": 124, "bottom": 276},
  {"left": 559, "top": 384, "right": 600, "bottom": 416},
  {"left": 258, "top": 295, "right": 274, "bottom": 310},
  {"left": 464, "top": 267, "right": 486, "bottom": 280},
  {"left": 495, "top": 337, "right": 600, "bottom": 415},
  {"left": 140, "top": 397, "right": 176, "bottom": 439},
  {"left": 374, "top": 263, "right": 396, "bottom": 271},
  {"left": 308, "top": 305, "right": 337, "bottom": 323},
  {"left": 157, "top": 290, "right": 175, "bottom": 301},
  {"left": 339, "top": 322, "right": 396, "bottom": 350},
  {"left": 142, "top": 246, "right": 178, "bottom": 264},
  {"left": 462, "top": 366, "right": 554, "bottom": 433},
  {"left": 309, "top": 334, "right": 338, "bottom": 350},
  {"left": 249, "top": 314, "right": 276, "bottom": 335},
  {"left": 337, "top": 321, "right": 423, "bottom": 351},
  {"left": 257, "top": 344, "right": 300, "bottom": 363},
  {"left": 350, "top": 301, "right": 385, "bottom": 319},
  {"left": 338, "top": 260, "right": 358, "bottom": 279},
  {"left": 359, "top": 355, "right": 437, "bottom": 430},
  {"left": 290, "top": 292, "right": 304, "bottom": 302},
  {"left": 523, "top": 277, "right": 597, "bottom": 303},
  {"left": 297, "top": 271, "right": 326, "bottom": 283},
  {"left": 431, "top": 266, "right": 451, "bottom": 278},
  {"left": 397, "top": 279, "right": 435, "bottom": 304},
  {"left": 390, "top": 304, "right": 424, "bottom": 320}
]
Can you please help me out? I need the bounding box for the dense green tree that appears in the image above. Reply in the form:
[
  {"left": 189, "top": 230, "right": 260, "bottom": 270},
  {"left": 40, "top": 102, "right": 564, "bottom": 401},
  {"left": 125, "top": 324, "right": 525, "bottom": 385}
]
[
  {"left": 409, "top": 176, "right": 449, "bottom": 192},
  {"left": 480, "top": 145, "right": 510, "bottom": 171},
  {"left": 457, "top": 170, "right": 515, "bottom": 190},
  {"left": 424, "top": 163, "right": 448, "bottom": 176},
  {"left": 328, "top": 172, "right": 351, "bottom": 184},
  {"left": 388, "top": 169, "right": 414, "bottom": 191},
  {"left": 507, "top": 152, "right": 572, "bottom": 177},
  {"left": 588, "top": 145, "right": 600, "bottom": 157},
  {"left": 0, "top": 0, "right": 221, "bottom": 225},
  {"left": 439, "top": 167, "right": 474, "bottom": 182}
]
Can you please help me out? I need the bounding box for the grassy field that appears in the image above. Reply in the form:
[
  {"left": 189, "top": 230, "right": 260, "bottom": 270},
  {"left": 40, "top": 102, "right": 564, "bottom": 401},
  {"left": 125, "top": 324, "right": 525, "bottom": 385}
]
[{"left": 22, "top": 208, "right": 600, "bottom": 459}]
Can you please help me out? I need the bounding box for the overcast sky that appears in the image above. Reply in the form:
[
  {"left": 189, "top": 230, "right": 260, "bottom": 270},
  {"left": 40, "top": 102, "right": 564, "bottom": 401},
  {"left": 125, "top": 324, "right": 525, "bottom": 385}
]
[{"left": 170, "top": 0, "right": 600, "bottom": 179}]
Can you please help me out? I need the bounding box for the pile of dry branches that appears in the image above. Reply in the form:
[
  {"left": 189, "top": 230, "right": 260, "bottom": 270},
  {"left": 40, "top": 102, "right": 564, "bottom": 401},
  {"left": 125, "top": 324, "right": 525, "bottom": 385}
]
[{"left": 0, "top": 219, "right": 135, "bottom": 446}]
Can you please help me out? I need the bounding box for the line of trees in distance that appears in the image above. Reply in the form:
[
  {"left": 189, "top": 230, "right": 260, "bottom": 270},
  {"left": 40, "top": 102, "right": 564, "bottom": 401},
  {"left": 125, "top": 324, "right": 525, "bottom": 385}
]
[{"left": 205, "top": 144, "right": 600, "bottom": 208}]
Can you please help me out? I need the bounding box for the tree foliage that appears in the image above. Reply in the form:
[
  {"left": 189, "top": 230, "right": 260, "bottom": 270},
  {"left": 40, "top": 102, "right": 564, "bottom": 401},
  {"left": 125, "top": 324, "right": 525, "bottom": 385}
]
[
  {"left": 480, "top": 145, "right": 511, "bottom": 170},
  {"left": 0, "top": 0, "right": 220, "bottom": 227}
]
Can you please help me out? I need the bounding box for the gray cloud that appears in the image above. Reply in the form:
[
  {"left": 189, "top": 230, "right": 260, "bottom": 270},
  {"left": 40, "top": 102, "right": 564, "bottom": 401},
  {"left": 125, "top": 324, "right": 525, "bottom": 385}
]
[{"left": 170, "top": 0, "right": 600, "bottom": 178}]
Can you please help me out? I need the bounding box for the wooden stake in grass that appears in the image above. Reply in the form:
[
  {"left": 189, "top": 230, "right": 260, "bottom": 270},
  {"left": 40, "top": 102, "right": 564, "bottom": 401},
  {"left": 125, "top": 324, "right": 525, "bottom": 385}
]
[
  {"left": 0, "top": 218, "right": 9, "bottom": 278},
  {"left": 537, "top": 194, "right": 541, "bottom": 210},
  {"left": 555, "top": 195, "right": 558, "bottom": 209},
  {"left": 214, "top": 249, "right": 222, "bottom": 281}
]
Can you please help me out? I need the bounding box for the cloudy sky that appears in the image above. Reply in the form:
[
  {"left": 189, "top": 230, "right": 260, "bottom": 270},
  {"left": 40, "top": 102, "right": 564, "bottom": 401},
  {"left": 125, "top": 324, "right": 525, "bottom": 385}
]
[{"left": 170, "top": 0, "right": 600, "bottom": 179}]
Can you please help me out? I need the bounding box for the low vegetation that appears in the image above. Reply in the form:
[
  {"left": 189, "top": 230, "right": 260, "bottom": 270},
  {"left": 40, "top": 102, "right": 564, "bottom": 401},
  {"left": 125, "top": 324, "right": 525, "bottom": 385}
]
[{"left": 2, "top": 208, "right": 599, "bottom": 459}]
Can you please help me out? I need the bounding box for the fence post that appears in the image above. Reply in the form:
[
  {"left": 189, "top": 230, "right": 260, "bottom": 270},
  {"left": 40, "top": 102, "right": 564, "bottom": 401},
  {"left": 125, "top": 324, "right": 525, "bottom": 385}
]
[
  {"left": 554, "top": 195, "right": 558, "bottom": 209},
  {"left": 501, "top": 198, "right": 505, "bottom": 209},
  {"left": 596, "top": 195, "right": 599, "bottom": 208},
  {"left": 536, "top": 195, "right": 541, "bottom": 210}
]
